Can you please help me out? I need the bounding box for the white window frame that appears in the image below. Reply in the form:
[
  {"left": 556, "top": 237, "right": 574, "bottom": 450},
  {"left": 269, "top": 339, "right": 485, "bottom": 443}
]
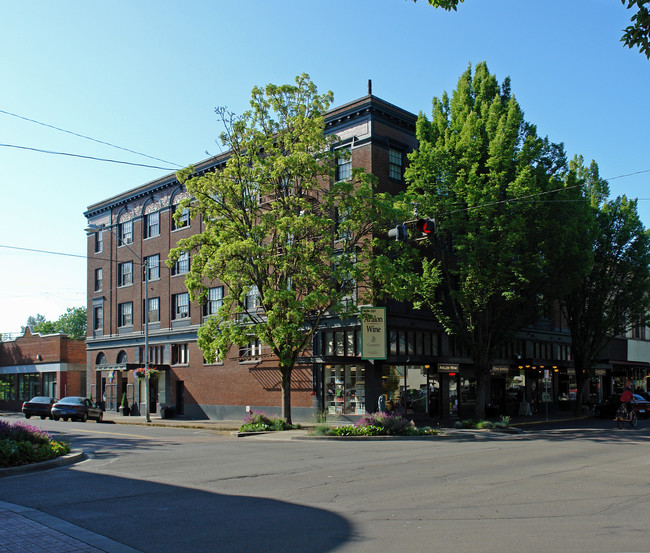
[
  {"left": 172, "top": 292, "right": 190, "bottom": 320},
  {"left": 118, "top": 261, "right": 133, "bottom": 287},
  {"left": 119, "top": 220, "right": 133, "bottom": 246},
  {"left": 118, "top": 302, "right": 133, "bottom": 327},
  {"left": 145, "top": 211, "right": 160, "bottom": 238}
]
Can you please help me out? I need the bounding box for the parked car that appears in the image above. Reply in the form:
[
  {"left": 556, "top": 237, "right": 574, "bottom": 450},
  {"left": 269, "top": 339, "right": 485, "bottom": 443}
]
[
  {"left": 593, "top": 394, "right": 650, "bottom": 418},
  {"left": 52, "top": 396, "right": 103, "bottom": 423},
  {"left": 22, "top": 396, "right": 56, "bottom": 419}
]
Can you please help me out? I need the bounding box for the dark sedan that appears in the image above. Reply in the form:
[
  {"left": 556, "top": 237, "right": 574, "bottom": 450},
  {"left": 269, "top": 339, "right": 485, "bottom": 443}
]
[
  {"left": 22, "top": 396, "right": 56, "bottom": 419},
  {"left": 593, "top": 394, "right": 650, "bottom": 418},
  {"left": 52, "top": 396, "right": 103, "bottom": 423}
]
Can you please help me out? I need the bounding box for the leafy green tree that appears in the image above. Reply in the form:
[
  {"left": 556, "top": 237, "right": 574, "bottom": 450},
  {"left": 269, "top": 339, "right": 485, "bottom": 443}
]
[
  {"left": 621, "top": 0, "right": 650, "bottom": 57},
  {"left": 22, "top": 307, "right": 87, "bottom": 340},
  {"left": 403, "top": 62, "right": 574, "bottom": 418},
  {"left": 409, "top": 0, "right": 650, "bottom": 59},
  {"left": 560, "top": 157, "right": 650, "bottom": 411},
  {"left": 22, "top": 314, "right": 56, "bottom": 335},
  {"left": 170, "top": 74, "right": 391, "bottom": 424},
  {"left": 56, "top": 307, "right": 87, "bottom": 340}
]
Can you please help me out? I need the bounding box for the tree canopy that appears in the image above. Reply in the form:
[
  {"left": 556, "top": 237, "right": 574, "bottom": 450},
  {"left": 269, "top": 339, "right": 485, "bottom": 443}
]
[
  {"left": 171, "top": 74, "right": 392, "bottom": 424},
  {"left": 21, "top": 307, "right": 87, "bottom": 340},
  {"left": 559, "top": 157, "right": 650, "bottom": 410},
  {"left": 402, "top": 62, "right": 576, "bottom": 417}
]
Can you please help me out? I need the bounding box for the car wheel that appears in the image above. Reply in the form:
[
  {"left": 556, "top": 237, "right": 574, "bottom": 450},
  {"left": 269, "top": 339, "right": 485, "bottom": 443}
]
[
  {"left": 96, "top": 412, "right": 103, "bottom": 423},
  {"left": 80, "top": 412, "right": 88, "bottom": 423},
  {"left": 53, "top": 415, "right": 60, "bottom": 421},
  {"left": 63, "top": 417, "right": 69, "bottom": 422},
  {"left": 24, "top": 414, "right": 31, "bottom": 419},
  {"left": 40, "top": 415, "right": 46, "bottom": 420}
]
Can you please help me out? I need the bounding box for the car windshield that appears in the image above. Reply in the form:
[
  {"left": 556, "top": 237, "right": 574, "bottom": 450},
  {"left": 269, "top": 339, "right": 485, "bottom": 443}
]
[
  {"left": 59, "top": 397, "right": 84, "bottom": 405},
  {"left": 31, "top": 396, "right": 51, "bottom": 402}
]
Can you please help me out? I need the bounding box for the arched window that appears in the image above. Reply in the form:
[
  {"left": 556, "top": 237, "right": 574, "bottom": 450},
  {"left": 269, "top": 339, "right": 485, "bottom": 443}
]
[
  {"left": 96, "top": 352, "right": 107, "bottom": 366},
  {"left": 116, "top": 351, "right": 129, "bottom": 364}
]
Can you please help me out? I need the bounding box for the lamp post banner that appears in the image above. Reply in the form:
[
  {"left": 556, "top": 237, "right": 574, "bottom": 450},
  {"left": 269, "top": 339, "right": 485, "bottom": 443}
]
[{"left": 361, "top": 307, "right": 387, "bottom": 360}]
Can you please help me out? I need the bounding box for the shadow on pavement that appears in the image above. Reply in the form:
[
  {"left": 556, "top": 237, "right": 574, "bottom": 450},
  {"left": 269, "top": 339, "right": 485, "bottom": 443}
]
[{"left": 0, "top": 468, "right": 353, "bottom": 553}]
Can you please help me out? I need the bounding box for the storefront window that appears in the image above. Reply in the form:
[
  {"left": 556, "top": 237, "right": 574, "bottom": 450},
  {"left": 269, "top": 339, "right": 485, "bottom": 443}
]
[
  {"left": 0, "top": 374, "right": 15, "bottom": 400},
  {"left": 325, "top": 365, "right": 365, "bottom": 415},
  {"left": 42, "top": 373, "right": 57, "bottom": 398},
  {"left": 18, "top": 373, "right": 40, "bottom": 401}
]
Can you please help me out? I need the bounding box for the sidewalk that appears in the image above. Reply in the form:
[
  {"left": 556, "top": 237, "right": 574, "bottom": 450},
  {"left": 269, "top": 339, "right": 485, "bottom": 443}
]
[{"left": 0, "top": 501, "right": 143, "bottom": 553}]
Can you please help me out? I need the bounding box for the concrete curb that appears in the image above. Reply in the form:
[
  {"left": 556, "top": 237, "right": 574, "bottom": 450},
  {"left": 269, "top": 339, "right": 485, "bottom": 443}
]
[{"left": 0, "top": 449, "right": 86, "bottom": 478}]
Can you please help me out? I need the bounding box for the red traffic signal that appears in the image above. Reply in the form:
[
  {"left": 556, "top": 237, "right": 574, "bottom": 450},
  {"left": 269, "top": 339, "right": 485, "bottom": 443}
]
[{"left": 415, "top": 218, "right": 435, "bottom": 235}]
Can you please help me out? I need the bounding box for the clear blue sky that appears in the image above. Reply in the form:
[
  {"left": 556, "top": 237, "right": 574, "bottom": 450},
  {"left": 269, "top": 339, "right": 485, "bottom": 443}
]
[{"left": 1, "top": 0, "right": 648, "bottom": 337}]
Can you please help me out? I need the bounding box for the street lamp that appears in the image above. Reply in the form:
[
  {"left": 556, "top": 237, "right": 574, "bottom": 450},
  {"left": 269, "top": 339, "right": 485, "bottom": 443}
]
[{"left": 85, "top": 223, "right": 151, "bottom": 422}]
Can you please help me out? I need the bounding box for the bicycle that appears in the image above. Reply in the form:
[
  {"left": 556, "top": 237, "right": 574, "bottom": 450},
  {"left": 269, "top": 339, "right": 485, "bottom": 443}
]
[{"left": 615, "top": 404, "right": 638, "bottom": 429}]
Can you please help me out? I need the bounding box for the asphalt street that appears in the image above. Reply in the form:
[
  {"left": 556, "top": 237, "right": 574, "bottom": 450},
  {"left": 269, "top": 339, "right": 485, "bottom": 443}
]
[{"left": 1, "top": 413, "right": 649, "bottom": 553}]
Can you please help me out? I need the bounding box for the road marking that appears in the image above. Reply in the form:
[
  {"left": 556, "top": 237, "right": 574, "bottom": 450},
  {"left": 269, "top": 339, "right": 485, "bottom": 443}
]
[{"left": 64, "top": 428, "right": 153, "bottom": 439}]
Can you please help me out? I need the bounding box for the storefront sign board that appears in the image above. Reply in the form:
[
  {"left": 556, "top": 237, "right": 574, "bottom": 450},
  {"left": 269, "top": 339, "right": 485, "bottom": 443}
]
[{"left": 361, "top": 307, "right": 387, "bottom": 360}]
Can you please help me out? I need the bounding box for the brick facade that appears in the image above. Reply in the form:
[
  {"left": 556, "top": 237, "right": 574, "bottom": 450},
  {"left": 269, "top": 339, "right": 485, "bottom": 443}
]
[{"left": 0, "top": 328, "right": 87, "bottom": 411}]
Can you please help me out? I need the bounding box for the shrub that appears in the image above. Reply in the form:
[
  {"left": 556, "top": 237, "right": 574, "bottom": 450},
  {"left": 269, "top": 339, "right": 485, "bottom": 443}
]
[
  {"left": 454, "top": 416, "right": 511, "bottom": 429},
  {"left": 317, "top": 413, "right": 439, "bottom": 437},
  {"left": 0, "top": 420, "right": 70, "bottom": 468},
  {"left": 239, "top": 411, "right": 297, "bottom": 432}
]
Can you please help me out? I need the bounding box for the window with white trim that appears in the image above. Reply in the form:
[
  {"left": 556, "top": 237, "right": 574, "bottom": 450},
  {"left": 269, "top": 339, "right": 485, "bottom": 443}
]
[
  {"left": 118, "top": 261, "right": 133, "bottom": 287},
  {"left": 146, "top": 297, "right": 160, "bottom": 323},
  {"left": 144, "top": 254, "right": 160, "bottom": 281},
  {"left": 94, "top": 231, "right": 103, "bottom": 253},
  {"left": 94, "top": 268, "right": 103, "bottom": 292},
  {"left": 93, "top": 305, "right": 103, "bottom": 332},
  {"left": 336, "top": 147, "right": 352, "bottom": 181},
  {"left": 204, "top": 286, "right": 224, "bottom": 317},
  {"left": 172, "top": 204, "right": 189, "bottom": 230},
  {"left": 172, "top": 292, "right": 190, "bottom": 320},
  {"left": 119, "top": 220, "right": 133, "bottom": 245},
  {"left": 172, "top": 251, "right": 189, "bottom": 276},
  {"left": 118, "top": 302, "right": 133, "bottom": 327},
  {"left": 145, "top": 211, "right": 160, "bottom": 238}
]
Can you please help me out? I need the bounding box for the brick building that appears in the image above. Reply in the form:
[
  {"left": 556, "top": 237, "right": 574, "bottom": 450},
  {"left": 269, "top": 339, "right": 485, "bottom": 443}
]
[
  {"left": 84, "top": 92, "right": 649, "bottom": 422},
  {"left": 0, "top": 328, "right": 87, "bottom": 410}
]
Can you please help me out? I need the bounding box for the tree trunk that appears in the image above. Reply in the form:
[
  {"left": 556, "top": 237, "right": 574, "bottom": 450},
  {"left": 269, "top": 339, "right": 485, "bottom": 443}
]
[
  {"left": 474, "top": 369, "right": 490, "bottom": 420},
  {"left": 280, "top": 366, "right": 293, "bottom": 425}
]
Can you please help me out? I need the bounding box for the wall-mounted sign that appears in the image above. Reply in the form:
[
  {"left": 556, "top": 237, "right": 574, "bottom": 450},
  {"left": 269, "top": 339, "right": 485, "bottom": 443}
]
[
  {"left": 491, "top": 365, "right": 510, "bottom": 374},
  {"left": 438, "top": 363, "right": 459, "bottom": 373},
  {"left": 361, "top": 307, "right": 387, "bottom": 360}
]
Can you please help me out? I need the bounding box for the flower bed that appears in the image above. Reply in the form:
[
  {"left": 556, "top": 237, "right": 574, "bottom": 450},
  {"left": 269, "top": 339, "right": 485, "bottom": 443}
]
[
  {"left": 314, "top": 412, "right": 439, "bottom": 437},
  {"left": 239, "top": 411, "right": 299, "bottom": 432},
  {"left": 0, "top": 420, "right": 70, "bottom": 468},
  {"left": 454, "top": 416, "right": 511, "bottom": 429}
]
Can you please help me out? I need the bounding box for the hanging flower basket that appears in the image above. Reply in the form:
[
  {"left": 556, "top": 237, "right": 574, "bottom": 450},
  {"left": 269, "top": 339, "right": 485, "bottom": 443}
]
[
  {"left": 134, "top": 368, "right": 146, "bottom": 380},
  {"left": 134, "top": 368, "right": 159, "bottom": 379}
]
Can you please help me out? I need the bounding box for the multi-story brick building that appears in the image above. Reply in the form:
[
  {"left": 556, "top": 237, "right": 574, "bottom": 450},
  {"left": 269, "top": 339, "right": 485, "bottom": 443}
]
[
  {"left": 84, "top": 92, "right": 649, "bottom": 422},
  {"left": 0, "top": 328, "right": 87, "bottom": 410}
]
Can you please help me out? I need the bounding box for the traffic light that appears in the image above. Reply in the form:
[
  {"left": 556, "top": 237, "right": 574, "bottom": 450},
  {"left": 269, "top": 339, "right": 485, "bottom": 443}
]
[
  {"left": 415, "top": 218, "right": 435, "bottom": 236},
  {"left": 388, "top": 224, "right": 407, "bottom": 241}
]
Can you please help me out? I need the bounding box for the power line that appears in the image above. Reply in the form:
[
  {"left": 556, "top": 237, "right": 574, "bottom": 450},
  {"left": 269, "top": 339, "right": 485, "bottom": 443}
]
[
  {"left": 444, "top": 169, "right": 650, "bottom": 216},
  {"left": 0, "top": 108, "right": 183, "bottom": 168},
  {"left": 0, "top": 143, "right": 178, "bottom": 171}
]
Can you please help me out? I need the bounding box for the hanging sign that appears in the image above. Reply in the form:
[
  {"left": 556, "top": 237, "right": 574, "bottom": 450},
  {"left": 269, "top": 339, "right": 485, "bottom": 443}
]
[{"left": 361, "top": 307, "right": 387, "bottom": 360}]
